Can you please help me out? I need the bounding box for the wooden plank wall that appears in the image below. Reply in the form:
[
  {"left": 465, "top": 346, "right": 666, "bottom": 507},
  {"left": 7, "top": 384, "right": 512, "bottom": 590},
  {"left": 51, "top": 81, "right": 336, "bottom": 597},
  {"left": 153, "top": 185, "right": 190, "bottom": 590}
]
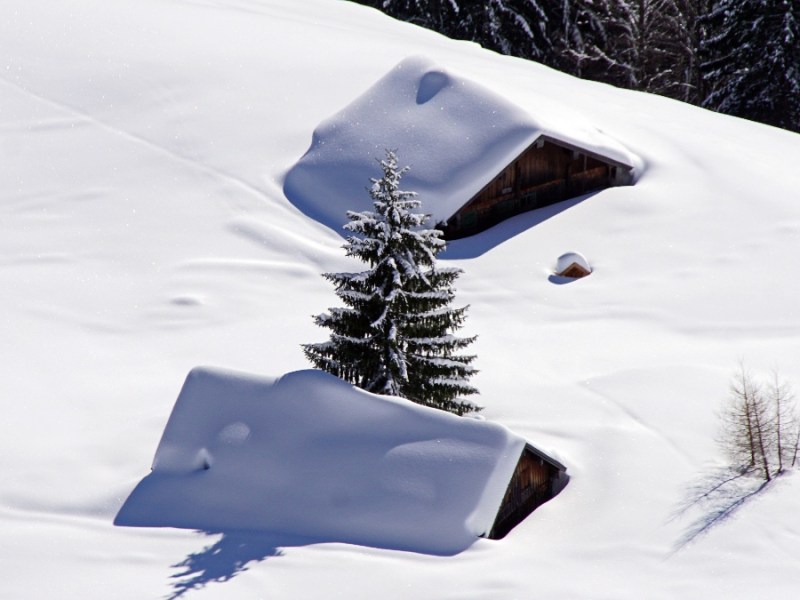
[
  {"left": 488, "top": 448, "right": 559, "bottom": 540},
  {"left": 441, "top": 138, "right": 620, "bottom": 239}
]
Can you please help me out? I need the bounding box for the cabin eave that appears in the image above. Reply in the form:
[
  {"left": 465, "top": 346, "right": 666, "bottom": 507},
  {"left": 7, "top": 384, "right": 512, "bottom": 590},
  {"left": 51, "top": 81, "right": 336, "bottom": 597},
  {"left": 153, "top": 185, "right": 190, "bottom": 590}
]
[{"left": 440, "top": 134, "right": 634, "bottom": 240}]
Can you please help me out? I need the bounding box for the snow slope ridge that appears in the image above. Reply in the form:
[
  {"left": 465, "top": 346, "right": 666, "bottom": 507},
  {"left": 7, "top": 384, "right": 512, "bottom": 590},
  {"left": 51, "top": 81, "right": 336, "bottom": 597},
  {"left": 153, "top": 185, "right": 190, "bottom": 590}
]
[
  {"left": 115, "top": 367, "right": 527, "bottom": 555},
  {"left": 284, "top": 55, "right": 641, "bottom": 232},
  {"left": 4, "top": 0, "right": 800, "bottom": 597}
]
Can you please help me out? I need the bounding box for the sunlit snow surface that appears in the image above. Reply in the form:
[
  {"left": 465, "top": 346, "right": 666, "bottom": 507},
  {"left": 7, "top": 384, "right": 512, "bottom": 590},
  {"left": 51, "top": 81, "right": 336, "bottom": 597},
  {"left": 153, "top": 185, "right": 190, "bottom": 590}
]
[{"left": 3, "top": 0, "right": 800, "bottom": 598}]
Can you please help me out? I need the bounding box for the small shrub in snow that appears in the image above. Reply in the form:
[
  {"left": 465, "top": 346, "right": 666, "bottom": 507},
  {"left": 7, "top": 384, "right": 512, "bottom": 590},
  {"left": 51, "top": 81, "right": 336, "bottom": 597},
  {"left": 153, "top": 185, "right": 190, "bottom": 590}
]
[
  {"left": 676, "top": 366, "right": 800, "bottom": 547},
  {"left": 303, "top": 150, "right": 480, "bottom": 415},
  {"left": 718, "top": 366, "right": 800, "bottom": 482}
]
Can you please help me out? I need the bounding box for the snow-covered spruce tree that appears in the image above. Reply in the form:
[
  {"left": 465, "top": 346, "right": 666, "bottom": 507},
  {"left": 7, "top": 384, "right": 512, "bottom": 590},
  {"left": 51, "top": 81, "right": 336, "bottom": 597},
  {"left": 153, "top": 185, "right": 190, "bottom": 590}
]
[
  {"left": 577, "top": 0, "right": 693, "bottom": 98},
  {"left": 354, "top": 0, "right": 553, "bottom": 63},
  {"left": 303, "top": 150, "right": 479, "bottom": 415},
  {"left": 701, "top": 0, "right": 800, "bottom": 132},
  {"left": 458, "top": 0, "right": 551, "bottom": 62},
  {"left": 547, "top": 0, "right": 612, "bottom": 78},
  {"left": 354, "top": 0, "right": 461, "bottom": 33}
]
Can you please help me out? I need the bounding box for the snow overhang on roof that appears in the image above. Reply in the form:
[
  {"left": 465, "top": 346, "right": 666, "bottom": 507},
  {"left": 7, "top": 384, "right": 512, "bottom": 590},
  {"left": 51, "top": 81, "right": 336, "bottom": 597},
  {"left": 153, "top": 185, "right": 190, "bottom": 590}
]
[
  {"left": 115, "top": 367, "right": 527, "bottom": 555},
  {"left": 283, "top": 55, "right": 638, "bottom": 233}
]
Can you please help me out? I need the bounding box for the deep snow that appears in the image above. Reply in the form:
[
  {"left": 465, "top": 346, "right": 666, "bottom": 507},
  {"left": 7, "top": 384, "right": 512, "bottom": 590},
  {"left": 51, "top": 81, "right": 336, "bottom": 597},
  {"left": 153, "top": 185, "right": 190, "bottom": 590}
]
[
  {"left": 2, "top": 0, "right": 800, "bottom": 598},
  {"left": 284, "top": 55, "right": 639, "bottom": 230},
  {"left": 116, "top": 367, "right": 527, "bottom": 555}
]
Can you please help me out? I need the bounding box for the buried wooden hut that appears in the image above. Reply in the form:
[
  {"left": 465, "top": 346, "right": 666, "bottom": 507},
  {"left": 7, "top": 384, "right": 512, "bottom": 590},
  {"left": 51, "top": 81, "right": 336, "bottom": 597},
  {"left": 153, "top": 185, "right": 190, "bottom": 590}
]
[
  {"left": 283, "top": 56, "right": 638, "bottom": 243},
  {"left": 439, "top": 135, "right": 633, "bottom": 240},
  {"left": 489, "top": 444, "right": 567, "bottom": 540},
  {"left": 115, "top": 367, "right": 566, "bottom": 552},
  {"left": 555, "top": 251, "right": 592, "bottom": 279}
]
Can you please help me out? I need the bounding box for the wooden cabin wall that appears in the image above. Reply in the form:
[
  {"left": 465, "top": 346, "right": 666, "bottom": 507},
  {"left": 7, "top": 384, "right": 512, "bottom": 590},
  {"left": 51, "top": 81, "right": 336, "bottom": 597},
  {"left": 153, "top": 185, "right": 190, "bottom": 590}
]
[
  {"left": 488, "top": 449, "right": 560, "bottom": 540},
  {"left": 442, "top": 139, "right": 623, "bottom": 240}
]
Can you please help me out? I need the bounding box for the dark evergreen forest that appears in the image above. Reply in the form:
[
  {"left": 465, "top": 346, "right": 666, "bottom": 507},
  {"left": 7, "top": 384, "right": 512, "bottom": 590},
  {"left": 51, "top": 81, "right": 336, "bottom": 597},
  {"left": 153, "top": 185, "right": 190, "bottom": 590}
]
[{"left": 352, "top": 0, "right": 800, "bottom": 133}]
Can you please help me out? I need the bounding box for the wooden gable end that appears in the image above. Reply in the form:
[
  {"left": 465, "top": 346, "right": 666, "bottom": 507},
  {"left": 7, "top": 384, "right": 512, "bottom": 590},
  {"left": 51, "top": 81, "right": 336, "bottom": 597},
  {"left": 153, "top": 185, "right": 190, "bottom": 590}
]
[
  {"left": 558, "top": 262, "right": 592, "bottom": 279},
  {"left": 487, "top": 444, "right": 566, "bottom": 540},
  {"left": 440, "top": 136, "right": 632, "bottom": 240}
]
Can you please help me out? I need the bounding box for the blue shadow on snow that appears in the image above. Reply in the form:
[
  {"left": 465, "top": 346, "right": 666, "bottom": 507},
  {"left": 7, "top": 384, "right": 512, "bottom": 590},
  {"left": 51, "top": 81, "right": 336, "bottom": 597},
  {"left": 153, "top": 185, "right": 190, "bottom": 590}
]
[{"left": 439, "top": 194, "right": 594, "bottom": 260}]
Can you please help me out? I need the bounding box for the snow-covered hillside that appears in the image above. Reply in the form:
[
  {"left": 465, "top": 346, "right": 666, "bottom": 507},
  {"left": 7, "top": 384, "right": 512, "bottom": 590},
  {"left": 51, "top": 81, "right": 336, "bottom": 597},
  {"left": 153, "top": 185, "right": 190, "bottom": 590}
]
[{"left": 2, "top": 1, "right": 800, "bottom": 598}]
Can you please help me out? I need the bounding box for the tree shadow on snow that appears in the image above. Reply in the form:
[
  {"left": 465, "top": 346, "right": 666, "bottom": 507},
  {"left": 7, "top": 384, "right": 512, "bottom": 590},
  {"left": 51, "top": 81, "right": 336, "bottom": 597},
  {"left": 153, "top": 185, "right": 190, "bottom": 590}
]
[
  {"left": 115, "top": 477, "right": 307, "bottom": 598},
  {"left": 166, "top": 529, "right": 313, "bottom": 599},
  {"left": 116, "top": 472, "right": 475, "bottom": 598},
  {"left": 670, "top": 466, "right": 771, "bottom": 552},
  {"left": 167, "top": 530, "right": 279, "bottom": 598}
]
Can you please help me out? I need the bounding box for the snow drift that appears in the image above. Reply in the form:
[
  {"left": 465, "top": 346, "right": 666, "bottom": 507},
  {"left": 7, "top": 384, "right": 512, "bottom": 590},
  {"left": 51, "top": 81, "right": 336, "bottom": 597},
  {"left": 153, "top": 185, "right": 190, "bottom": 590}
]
[{"left": 115, "top": 367, "right": 526, "bottom": 555}]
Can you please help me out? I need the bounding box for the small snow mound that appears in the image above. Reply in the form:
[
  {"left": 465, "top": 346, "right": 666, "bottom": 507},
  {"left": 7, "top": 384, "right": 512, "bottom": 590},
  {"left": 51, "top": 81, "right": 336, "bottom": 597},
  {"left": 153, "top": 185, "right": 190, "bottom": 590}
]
[
  {"left": 218, "top": 422, "right": 251, "bottom": 445},
  {"left": 194, "top": 448, "right": 213, "bottom": 471},
  {"left": 169, "top": 295, "right": 204, "bottom": 308},
  {"left": 555, "top": 252, "right": 592, "bottom": 278},
  {"left": 416, "top": 70, "right": 450, "bottom": 104}
]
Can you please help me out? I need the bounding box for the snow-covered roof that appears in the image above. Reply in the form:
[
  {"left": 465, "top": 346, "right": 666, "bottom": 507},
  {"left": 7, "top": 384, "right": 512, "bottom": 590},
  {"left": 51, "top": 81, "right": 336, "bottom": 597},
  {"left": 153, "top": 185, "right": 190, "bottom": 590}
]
[
  {"left": 283, "top": 55, "right": 638, "bottom": 232},
  {"left": 556, "top": 251, "right": 591, "bottom": 275},
  {"left": 115, "top": 367, "right": 527, "bottom": 555}
]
